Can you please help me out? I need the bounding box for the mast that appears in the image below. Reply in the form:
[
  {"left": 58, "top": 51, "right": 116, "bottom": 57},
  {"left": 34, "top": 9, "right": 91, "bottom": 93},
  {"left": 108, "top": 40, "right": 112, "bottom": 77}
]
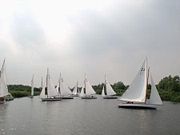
[
  {"left": 46, "top": 68, "right": 49, "bottom": 97},
  {"left": 104, "top": 73, "right": 107, "bottom": 95},
  {"left": 58, "top": 73, "right": 61, "bottom": 95},
  {"left": 84, "top": 74, "right": 87, "bottom": 94},
  {"left": 145, "top": 67, "right": 150, "bottom": 102},
  {"left": 41, "top": 77, "right": 43, "bottom": 89},
  {"left": 31, "top": 75, "right": 34, "bottom": 96}
]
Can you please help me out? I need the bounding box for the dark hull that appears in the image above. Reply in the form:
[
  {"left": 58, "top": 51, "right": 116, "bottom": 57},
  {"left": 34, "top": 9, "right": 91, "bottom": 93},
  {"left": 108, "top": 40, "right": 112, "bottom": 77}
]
[
  {"left": 103, "top": 96, "right": 118, "bottom": 99},
  {"left": 81, "top": 96, "right": 97, "bottom": 99},
  {"left": 41, "top": 98, "right": 61, "bottom": 101},
  {"left": 118, "top": 103, "right": 157, "bottom": 109}
]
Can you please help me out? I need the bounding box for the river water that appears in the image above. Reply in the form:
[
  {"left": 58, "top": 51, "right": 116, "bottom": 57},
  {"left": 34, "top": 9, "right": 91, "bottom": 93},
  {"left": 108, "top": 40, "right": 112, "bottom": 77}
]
[{"left": 0, "top": 96, "right": 180, "bottom": 135}]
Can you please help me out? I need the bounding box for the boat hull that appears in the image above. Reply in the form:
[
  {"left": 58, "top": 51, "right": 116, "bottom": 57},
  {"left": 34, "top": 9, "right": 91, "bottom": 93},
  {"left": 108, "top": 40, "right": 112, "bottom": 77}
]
[
  {"left": 0, "top": 97, "right": 5, "bottom": 104},
  {"left": 29, "top": 96, "right": 33, "bottom": 98},
  {"left": 118, "top": 103, "right": 157, "bottom": 109},
  {"left": 103, "top": 96, "right": 118, "bottom": 99},
  {"left": 81, "top": 95, "right": 97, "bottom": 99},
  {"left": 41, "top": 97, "right": 61, "bottom": 101},
  {"left": 61, "top": 96, "right": 74, "bottom": 99}
]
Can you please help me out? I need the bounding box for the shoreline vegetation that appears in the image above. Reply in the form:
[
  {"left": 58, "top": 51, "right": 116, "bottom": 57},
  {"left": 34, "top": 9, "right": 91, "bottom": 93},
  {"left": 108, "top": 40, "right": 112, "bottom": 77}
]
[{"left": 7, "top": 75, "right": 180, "bottom": 102}]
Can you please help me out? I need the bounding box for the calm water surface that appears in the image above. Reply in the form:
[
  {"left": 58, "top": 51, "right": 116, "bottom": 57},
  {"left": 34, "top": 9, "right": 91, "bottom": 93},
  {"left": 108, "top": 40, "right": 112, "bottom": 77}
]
[{"left": 0, "top": 96, "right": 180, "bottom": 135}]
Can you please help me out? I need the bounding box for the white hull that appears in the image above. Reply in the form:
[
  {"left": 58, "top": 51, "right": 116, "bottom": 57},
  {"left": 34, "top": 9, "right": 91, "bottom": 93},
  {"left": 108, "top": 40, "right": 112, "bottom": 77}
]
[{"left": 118, "top": 103, "right": 157, "bottom": 109}]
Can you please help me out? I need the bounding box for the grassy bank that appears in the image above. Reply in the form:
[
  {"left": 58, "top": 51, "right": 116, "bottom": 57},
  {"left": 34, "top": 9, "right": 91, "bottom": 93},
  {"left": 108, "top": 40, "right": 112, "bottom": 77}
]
[{"left": 8, "top": 85, "right": 41, "bottom": 98}]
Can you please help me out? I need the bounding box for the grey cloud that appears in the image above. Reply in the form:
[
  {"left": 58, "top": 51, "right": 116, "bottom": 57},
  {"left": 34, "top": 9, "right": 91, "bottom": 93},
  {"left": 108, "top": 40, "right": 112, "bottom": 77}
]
[{"left": 11, "top": 13, "right": 46, "bottom": 49}]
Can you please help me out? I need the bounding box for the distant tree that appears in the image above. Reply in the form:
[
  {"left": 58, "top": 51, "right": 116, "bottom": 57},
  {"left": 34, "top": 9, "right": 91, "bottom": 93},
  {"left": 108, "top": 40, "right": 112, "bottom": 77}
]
[
  {"left": 112, "top": 81, "right": 128, "bottom": 96},
  {"left": 158, "top": 75, "right": 180, "bottom": 92}
]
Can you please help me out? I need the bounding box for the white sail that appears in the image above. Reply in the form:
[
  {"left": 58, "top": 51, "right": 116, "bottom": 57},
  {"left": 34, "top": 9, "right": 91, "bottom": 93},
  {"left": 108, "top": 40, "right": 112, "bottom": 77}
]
[
  {"left": 59, "top": 74, "right": 72, "bottom": 95},
  {"left": 73, "top": 81, "right": 78, "bottom": 95},
  {"left": 0, "top": 59, "right": 9, "bottom": 97},
  {"left": 149, "top": 73, "right": 163, "bottom": 105},
  {"left": 120, "top": 59, "right": 148, "bottom": 103},
  {"left": 31, "top": 75, "right": 34, "bottom": 96},
  {"left": 101, "top": 86, "right": 105, "bottom": 96},
  {"left": 40, "top": 87, "right": 46, "bottom": 98},
  {"left": 80, "top": 87, "right": 85, "bottom": 97},
  {"left": 41, "top": 77, "right": 43, "bottom": 89},
  {"left": 85, "top": 78, "right": 96, "bottom": 95},
  {"left": 46, "top": 69, "right": 58, "bottom": 97},
  {"left": 106, "top": 81, "right": 116, "bottom": 96},
  {"left": 40, "top": 77, "right": 46, "bottom": 98}
]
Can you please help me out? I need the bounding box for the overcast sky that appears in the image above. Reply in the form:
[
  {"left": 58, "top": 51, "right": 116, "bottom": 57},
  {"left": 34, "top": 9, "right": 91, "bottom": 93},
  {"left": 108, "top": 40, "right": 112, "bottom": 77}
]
[{"left": 0, "top": 0, "right": 180, "bottom": 87}]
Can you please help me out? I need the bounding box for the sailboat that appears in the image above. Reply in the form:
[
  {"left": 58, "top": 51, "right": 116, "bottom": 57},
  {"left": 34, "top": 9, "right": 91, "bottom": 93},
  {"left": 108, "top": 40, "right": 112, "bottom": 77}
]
[
  {"left": 118, "top": 58, "right": 163, "bottom": 109},
  {"left": 102, "top": 75, "right": 117, "bottom": 99},
  {"left": 40, "top": 68, "right": 61, "bottom": 101},
  {"left": 57, "top": 73, "right": 73, "bottom": 99},
  {"left": 30, "top": 75, "right": 34, "bottom": 98},
  {"left": 72, "top": 81, "right": 79, "bottom": 97},
  {"left": 0, "top": 59, "right": 12, "bottom": 103},
  {"left": 80, "top": 75, "right": 97, "bottom": 99}
]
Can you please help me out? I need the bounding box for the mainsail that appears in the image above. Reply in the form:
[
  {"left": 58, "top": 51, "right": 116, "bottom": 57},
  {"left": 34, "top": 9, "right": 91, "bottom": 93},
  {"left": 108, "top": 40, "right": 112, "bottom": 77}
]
[
  {"left": 120, "top": 59, "right": 148, "bottom": 103},
  {"left": 80, "top": 87, "right": 85, "bottom": 97},
  {"left": 46, "top": 69, "right": 58, "bottom": 97},
  {"left": 58, "top": 74, "right": 72, "bottom": 95},
  {"left": 40, "top": 87, "right": 46, "bottom": 98},
  {"left": 0, "top": 59, "right": 9, "bottom": 97},
  {"left": 106, "top": 80, "right": 116, "bottom": 96},
  {"left": 84, "top": 78, "right": 96, "bottom": 95},
  {"left": 101, "top": 86, "right": 105, "bottom": 96}
]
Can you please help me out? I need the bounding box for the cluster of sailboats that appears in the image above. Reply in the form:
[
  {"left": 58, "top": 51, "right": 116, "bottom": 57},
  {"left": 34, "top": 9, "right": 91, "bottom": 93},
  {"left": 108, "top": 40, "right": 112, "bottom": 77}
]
[
  {"left": 0, "top": 58, "right": 163, "bottom": 109},
  {"left": 38, "top": 69, "right": 117, "bottom": 101}
]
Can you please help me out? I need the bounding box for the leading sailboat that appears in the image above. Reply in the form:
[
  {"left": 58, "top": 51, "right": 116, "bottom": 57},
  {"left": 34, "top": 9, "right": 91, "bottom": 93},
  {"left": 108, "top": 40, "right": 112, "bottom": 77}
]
[{"left": 118, "top": 58, "right": 163, "bottom": 109}]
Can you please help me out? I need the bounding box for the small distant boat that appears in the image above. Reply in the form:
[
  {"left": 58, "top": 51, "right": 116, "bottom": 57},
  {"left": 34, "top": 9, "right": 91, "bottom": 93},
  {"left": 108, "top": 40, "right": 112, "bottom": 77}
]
[
  {"left": 101, "top": 75, "right": 117, "bottom": 99},
  {"left": 29, "top": 75, "right": 34, "bottom": 98},
  {"left": 118, "top": 58, "right": 163, "bottom": 109},
  {"left": 80, "top": 75, "right": 97, "bottom": 99},
  {"left": 40, "top": 69, "right": 61, "bottom": 101},
  {"left": 72, "top": 81, "right": 79, "bottom": 97},
  {"left": 0, "top": 59, "right": 13, "bottom": 104},
  {"left": 57, "top": 73, "right": 73, "bottom": 99}
]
